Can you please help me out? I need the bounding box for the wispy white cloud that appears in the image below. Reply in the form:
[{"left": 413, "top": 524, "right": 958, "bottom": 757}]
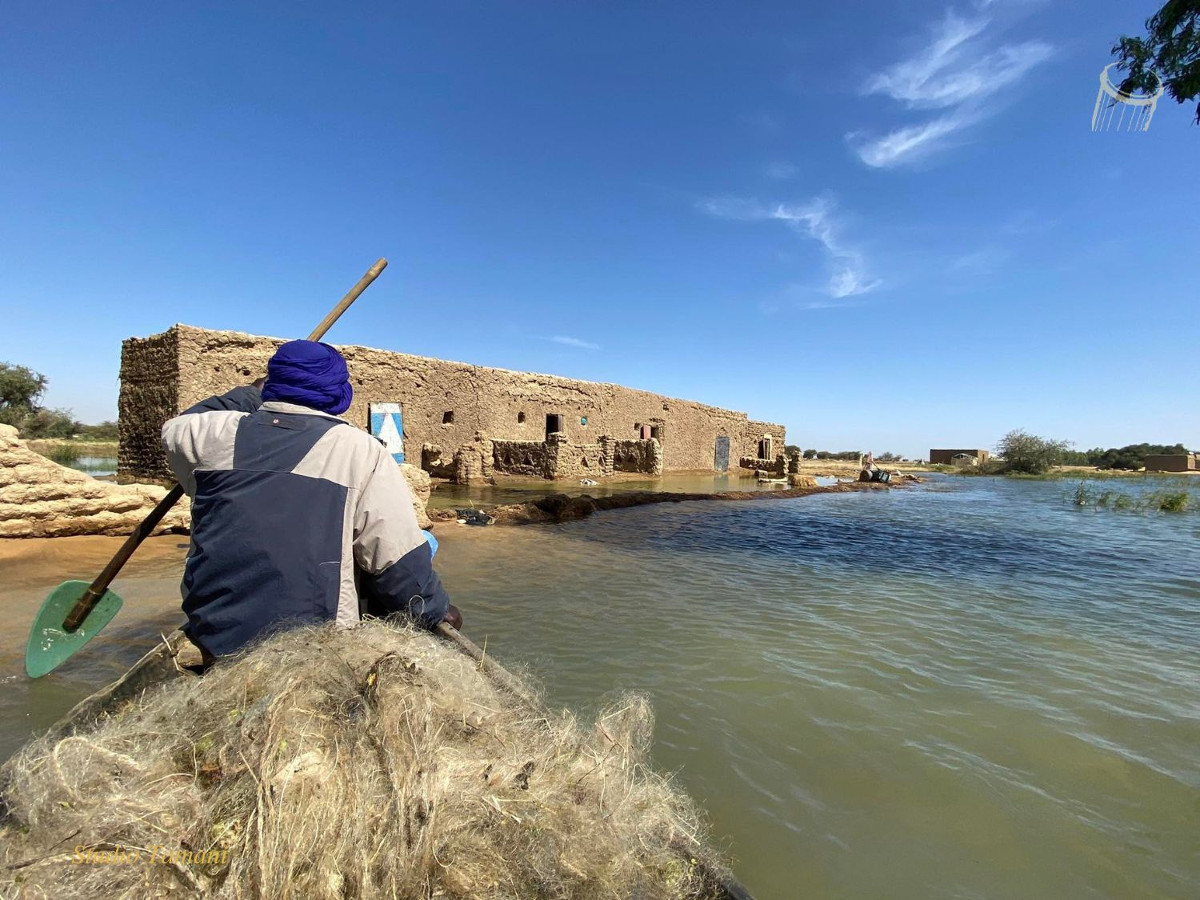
[
  {"left": 764, "top": 161, "right": 799, "bottom": 180},
  {"left": 849, "top": 114, "right": 967, "bottom": 168},
  {"left": 851, "top": 9, "right": 1052, "bottom": 168},
  {"left": 699, "top": 195, "right": 881, "bottom": 300},
  {"left": 550, "top": 335, "right": 600, "bottom": 351}
]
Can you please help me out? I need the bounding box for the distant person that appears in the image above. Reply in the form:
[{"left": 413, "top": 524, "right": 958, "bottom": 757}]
[{"left": 161, "top": 339, "right": 461, "bottom": 660}]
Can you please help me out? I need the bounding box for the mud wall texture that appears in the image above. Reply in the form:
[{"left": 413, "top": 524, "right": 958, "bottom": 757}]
[
  {"left": 119, "top": 325, "right": 787, "bottom": 480},
  {"left": 491, "top": 440, "right": 552, "bottom": 478},
  {"left": 742, "top": 421, "right": 788, "bottom": 462},
  {"left": 1144, "top": 454, "right": 1196, "bottom": 472},
  {"left": 118, "top": 329, "right": 180, "bottom": 479},
  {"left": 607, "top": 438, "right": 662, "bottom": 475}
]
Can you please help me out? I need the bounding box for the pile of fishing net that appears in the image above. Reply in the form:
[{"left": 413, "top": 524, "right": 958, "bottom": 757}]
[{"left": 0, "top": 622, "right": 727, "bottom": 899}]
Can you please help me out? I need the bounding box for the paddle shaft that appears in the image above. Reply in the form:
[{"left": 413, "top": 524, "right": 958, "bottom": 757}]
[{"left": 61, "top": 258, "right": 389, "bottom": 633}]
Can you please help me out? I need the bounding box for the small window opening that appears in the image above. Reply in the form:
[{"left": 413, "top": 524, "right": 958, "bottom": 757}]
[
  {"left": 442, "top": 411, "right": 455, "bottom": 424},
  {"left": 517, "top": 411, "right": 526, "bottom": 424},
  {"left": 650, "top": 425, "right": 662, "bottom": 441}
]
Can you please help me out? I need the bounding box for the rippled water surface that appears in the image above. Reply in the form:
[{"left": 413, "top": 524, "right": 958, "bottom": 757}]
[{"left": 1, "top": 476, "right": 1197, "bottom": 898}]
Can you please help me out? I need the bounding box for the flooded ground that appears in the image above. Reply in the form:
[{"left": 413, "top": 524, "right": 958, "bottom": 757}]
[
  {"left": 429, "top": 470, "right": 836, "bottom": 509},
  {"left": 1, "top": 476, "right": 1196, "bottom": 898}
]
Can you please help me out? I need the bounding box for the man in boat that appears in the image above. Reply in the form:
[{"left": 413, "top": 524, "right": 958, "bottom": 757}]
[{"left": 160, "top": 339, "right": 461, "bottom": 660}]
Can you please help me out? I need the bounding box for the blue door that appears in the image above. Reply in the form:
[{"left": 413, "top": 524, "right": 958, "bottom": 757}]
[{"left": 714, "top": 436, "right": 730, "bottom": 472}]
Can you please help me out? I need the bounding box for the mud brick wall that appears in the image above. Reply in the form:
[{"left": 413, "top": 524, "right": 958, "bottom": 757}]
[
  {"left": 739, "top": 455, "right": 786, "bottom": 475},
  {"left": 119, "top": 325, "right": 787, "bottom": 480},
  {"left": 742, "top": 420, "right": 788, "bottom": 462},
  {"left": 607, "top": 438, "right": 662, "bottom": 475},
  {"left": 118, "top": 329, "right": 180, "bottom": 479},
  {"left": 545, "top": 436, "right": 606, "bottom": 480},
  {"left": 491, "top": 440, "right": 552, "bottom": 478}
]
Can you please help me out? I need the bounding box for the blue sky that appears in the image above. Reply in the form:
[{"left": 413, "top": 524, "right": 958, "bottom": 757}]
[{"left": 2, "top": 0, "right": 1195, "bottom": 458}]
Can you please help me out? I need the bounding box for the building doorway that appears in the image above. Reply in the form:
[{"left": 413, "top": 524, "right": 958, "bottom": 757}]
[
  {"left": 714, "top": 436, "right": 730, "bottom": 472},
  {"left": 545, "top": 414, "right": 564, "bottom": 439}
]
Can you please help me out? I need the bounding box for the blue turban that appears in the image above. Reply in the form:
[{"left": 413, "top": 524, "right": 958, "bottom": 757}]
[{"left": 261, "top": 340, "right": 353, "bottom": 415}]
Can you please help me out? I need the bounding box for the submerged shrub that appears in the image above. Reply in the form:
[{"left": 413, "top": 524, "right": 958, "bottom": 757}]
[
  {"left": 42, "top": 443, "right": 82, "bottom": 466},
  {"left": 1155, "top": 491, "right": 1189, "bottom": 513}
]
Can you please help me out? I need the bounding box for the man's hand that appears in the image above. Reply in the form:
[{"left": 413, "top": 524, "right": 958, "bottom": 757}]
[{"left": 442, "top": 604, "right": 463, "bottom": 631}]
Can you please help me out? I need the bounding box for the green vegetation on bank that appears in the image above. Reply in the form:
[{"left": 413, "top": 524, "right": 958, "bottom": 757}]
[
  {"left": 1061, "top": 443, "right": 1189, "bottom": 470},
  {"left": 0, "top": 362, "right": 117, "bottom": 441},
  {"left": 943, "top": 430, "right": 1195, "bottom": 477},
  {"left": 1071, "top": 482, "right": 1191, "bottom": 514}
]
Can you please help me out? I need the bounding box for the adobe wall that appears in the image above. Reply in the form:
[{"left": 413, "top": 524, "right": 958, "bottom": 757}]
[
  {"left": 929, "top": 449, "right": 991, "bottom": 466},
  {"left": 491, "top": 440, "right": 552, "bottom": 478},
  {"left": 742, "top": 420, "right": 788, "bottom": 461},
  {"left": 1145, "top": 454, "right": 1195, "bottom": 473},
  {"left": 118, "top": 328, "right": 180, "bottom": 479},
  {"left": 119, "top": 325, "right": 786, "bottom": 480}
]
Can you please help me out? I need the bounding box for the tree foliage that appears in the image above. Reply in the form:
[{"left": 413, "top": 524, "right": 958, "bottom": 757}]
[
  {"left": 0, "top": 362, "right": 47, "bottom": 413},
  {"left": 1086, "top": 442, "right": 1188, "bottom": 470},
  {"left": 813, "top": 450, "right": 861, "bottom": 461},
  {"left": 77, "top": 420, "right": 119, "bottom": 441},
  {"left": 0, "top": 362, "right": 79, "bottom": 439},
  {"left": 1113, "top": 1, "right": 1200, "bottom": 123},
  {"left": 996, "top": 430, "right": 1072, "bottom": 475}
]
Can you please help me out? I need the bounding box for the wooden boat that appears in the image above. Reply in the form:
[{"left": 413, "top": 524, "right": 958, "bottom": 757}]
[{"left": 1, "top": 624, "right": 754, "bottom": 900}]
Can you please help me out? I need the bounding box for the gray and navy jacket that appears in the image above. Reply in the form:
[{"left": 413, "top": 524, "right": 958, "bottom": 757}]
[{"left": 161, "top": 387, "right": 450, "bottom": 657}]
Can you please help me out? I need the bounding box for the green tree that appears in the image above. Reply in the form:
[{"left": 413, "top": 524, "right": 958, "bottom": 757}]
[
  {"left": 0, "top": 362, "right": 48, "bottom": 424},
  {"left": 1113, "top": 1, "right": 1200, "bottom": 124},
  {"left": 1088, "top": 442, "right": 1188, "bottom": 470},
  {"left": 77, "top": 420, "right": 119, "bottom": 441},
  {"left": 20, "top": 407, "right": 79, "bottom": 439},
  {"left": 996, "top": 429, "right": 1072, "bottom": 475},
  {"left": 802, "top": 448, "right": 817, "bottom": 459},
  {"left": 0, "top": 362, "right": 78, "bottom": 438}
]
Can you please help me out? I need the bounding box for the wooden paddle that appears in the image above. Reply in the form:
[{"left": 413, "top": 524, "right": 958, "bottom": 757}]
[{"left": 24, "top": 258, "right": 388, "bottom": 678}]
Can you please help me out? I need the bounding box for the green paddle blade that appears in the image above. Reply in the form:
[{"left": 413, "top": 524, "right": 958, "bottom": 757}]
[{"left": 25, "top": 580, "right": 124, "bottom": 679}]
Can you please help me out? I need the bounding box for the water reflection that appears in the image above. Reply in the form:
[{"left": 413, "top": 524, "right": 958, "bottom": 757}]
[{"left": 2, "top": 479, "right": 1196, "bottom": 898}]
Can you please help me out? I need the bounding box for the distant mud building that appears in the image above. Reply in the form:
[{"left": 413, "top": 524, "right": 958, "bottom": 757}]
[
  {"left": 119, "top": 325, "right": 786, "bottom": 483},
  {"left": 1144, "top": 453, "right": 1196, "bottom": 473},
  {"left": 929, "top": 448, "right": 990, "bottom": 466}
]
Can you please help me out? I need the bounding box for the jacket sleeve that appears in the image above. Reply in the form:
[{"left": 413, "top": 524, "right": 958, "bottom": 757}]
[
  {"left": 353, "top": 444, "right": 450, "bottom": 629},
  {"left": 160, "top": 387, "right": 260, "bottom": 496}
]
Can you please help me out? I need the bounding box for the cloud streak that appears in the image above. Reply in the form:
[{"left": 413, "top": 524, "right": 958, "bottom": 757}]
[
  {"left": 550, "top": 335, "right": 600, "bottom": 350},
  {"left": 700, "top": 195, "right": 881, "bottom": 301},
  {"left": 851, "top": 10, "right": 1052, "bottom": 168}
]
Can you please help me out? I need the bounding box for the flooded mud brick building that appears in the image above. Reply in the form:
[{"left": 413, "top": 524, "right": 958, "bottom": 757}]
[
  {"left": 929, "top": 448, "right": 990, "bottom": 466},
  {"left": 119, "top": 325, "right": 786, "bottom": 483}
]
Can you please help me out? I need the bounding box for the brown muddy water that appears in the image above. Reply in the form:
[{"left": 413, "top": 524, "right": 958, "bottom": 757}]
[{"left": 1, "top": 475, "right": 1197, "bottom": 899}]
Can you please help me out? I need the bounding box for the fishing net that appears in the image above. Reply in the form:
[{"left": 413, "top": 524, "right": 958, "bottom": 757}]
[{"left": 0, "top": 621, "right": 724, "bottom": 899}]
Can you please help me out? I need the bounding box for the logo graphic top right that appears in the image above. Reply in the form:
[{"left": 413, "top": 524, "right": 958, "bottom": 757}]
[{"left": 1092, "top": 64, "right": 1164, "bottom": 132}]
